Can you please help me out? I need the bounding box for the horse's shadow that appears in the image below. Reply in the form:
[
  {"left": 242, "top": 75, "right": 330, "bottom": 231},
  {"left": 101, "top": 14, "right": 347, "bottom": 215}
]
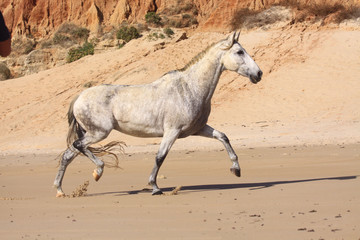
[{"left": 87, "top": 175, "right": 358, "bottom": 197}]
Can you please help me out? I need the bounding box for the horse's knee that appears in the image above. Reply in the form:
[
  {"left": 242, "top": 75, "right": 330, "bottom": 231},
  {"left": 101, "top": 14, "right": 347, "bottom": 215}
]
[
  {"left": 216, "top": 131, "right": 229, "bottom": 144},
  {"left": 73, "top": 139, "right": 82, "bottom": 150},
  {"left": 155, "top": 155, "right": 165, "bottom": 167},
  {"left": 73, "top": 139, "right": 86, "bottom": 154},
  {"left": 221, "top": 134, "right": 229, "bottom": 144}
]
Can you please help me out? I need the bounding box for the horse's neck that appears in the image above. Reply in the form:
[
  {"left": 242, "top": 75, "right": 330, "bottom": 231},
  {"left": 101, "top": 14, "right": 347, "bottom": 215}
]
[{"left": 184, "top": 50, "right": 224, "bottom": 103}]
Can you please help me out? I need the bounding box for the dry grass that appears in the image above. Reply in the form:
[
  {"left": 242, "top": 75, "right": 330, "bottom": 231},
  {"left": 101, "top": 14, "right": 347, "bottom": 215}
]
[
  {"left": 277, "top": 0, "right": 360, "bottom": 23},
  {"left": 231, "top": 6, "right": 291, "bottom": 30},
  {"left": 231, "top": 8, "right": 260, "bottom": 30},
  {"left": 231, "top": 1, "right": 360, "bottom": 30},
  {"left": 159, "top": 0, "right": 199, "bottom": 28}
]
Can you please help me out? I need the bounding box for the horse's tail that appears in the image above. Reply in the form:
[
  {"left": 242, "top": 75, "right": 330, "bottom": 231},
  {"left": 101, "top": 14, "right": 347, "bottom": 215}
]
[
  {"left": 66, "top": 95, "right": 81, "bottom": 148},
  {"left": 88, "top": 142, "right": 126, "bottom": 168},
  {"left": 65, "top": 95, "right": 126, "bottom": 168}
]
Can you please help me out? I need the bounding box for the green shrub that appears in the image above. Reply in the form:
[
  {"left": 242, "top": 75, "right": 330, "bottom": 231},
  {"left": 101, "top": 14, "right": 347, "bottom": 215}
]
[
  {"left": 67, "top": 42, "right": 94, "bottom": 63},
  {"left": 70, "top": 27, "right": 90, "bottom": 41},
  {"left": 191, "top": 18, "right": 199, "bottom": 25},
  {"left": 52, "top": 24, "right": 90, "bottom": 48},
  {"left": 23, "top": 41, "right": 36, "bottom": 54},
  {"left": 147, "top": 31, "right": 170, "bottom": 41},
  {"left": 163, "top": 27, "right": 174, "bottom": 37},
  {"left": 182, "top": 14, "right": 191, "bottom": 19},
  {"left": 183, "top": 3, "right": 195, "bottom": 12},
  {"left": 230, "top": 8, "right": 259, "bottom": 30},
  {"left": 147, "top": 32, "right": 158, "bottom": 41},
  {"left": 176, "top": 21, "right": 183, "bottom": 28},
  {"left": 116, "top": 26, "right": 140, "bottom": 43},
  {"left": 145, "top": 12, "right": 162, "bottom": 25},
  {"left": 83, "top": 81, "right": 97, "bottom": 88},
  {"left": 53, "top": 33, "right": 71, "bottom": 45},
  {"left": 40, "top": 40, "right": 53, "bottom": 49},
  {"left": 0, "top": 63, "right": 11, "bottom": 81},
  {"left": 57, "top": 23, "right": 90, "bottom": 41}
]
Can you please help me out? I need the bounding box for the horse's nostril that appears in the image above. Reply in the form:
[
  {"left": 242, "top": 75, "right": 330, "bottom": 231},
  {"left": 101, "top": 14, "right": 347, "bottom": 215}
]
[{"left": 258, "top": 70, "right": 263, "bottom": 79}]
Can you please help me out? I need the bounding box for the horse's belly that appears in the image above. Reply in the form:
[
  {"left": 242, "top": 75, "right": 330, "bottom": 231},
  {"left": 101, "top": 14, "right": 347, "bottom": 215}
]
[{"left": 114, "top": 119, "right": 164, "bottom": 138}]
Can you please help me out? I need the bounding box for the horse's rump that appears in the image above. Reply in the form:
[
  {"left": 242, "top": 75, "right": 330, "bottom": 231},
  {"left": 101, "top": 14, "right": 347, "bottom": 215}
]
[{"left": 65, "top": 96, "right": 126, "bottom": 168}]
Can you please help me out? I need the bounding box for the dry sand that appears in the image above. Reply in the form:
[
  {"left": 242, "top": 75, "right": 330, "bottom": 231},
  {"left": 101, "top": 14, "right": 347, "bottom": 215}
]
[
  {"left": 1, "top": 26, "right": 359, "bottom": 154},
  {"left": 1, "top": 21, "right": 360, "bottom": 239},
  {"left": 0, "top": 145, "right": 359, "bottom": 239}
]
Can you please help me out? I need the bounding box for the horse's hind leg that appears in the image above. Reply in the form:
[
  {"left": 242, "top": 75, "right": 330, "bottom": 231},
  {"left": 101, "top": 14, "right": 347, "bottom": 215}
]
[
  {"left": 73, "top": 131, "right": 109, "bottom": 181},
  {"left": 194, "top": 125, "right": 241, "bottom": 177},
  {"left": 54, "top": 145, "right": 79, "bottom": 197}
]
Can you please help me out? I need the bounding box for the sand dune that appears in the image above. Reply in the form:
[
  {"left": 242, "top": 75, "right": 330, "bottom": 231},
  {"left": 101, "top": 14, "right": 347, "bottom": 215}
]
[{"left": 1, "top": 25, "right": 359, "bottom": 153}]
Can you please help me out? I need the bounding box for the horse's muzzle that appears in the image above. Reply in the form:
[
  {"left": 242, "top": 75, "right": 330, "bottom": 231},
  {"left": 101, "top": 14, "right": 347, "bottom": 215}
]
[{"left": 250, "top": 70, "right": 263, "bottom": 84}]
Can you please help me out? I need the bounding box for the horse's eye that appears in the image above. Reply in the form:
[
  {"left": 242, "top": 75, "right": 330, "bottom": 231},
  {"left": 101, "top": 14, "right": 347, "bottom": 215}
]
[{"left": 237, "top": 50, "right": 244, "bottom": 55}]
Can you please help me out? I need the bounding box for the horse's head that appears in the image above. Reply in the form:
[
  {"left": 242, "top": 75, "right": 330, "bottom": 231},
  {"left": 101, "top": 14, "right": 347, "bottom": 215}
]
[{"left": 220, "top": 31, "right": 262, "bottom": 84}]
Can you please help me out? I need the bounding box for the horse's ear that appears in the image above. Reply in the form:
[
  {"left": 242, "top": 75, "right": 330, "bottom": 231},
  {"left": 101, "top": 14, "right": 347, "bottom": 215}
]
[
  {"left": 235, "top": 31, "right": 241, "bottom": 41},
  {"left": 222, "top": 31, "right": 236, "bottom": 50},
  {"left": 229, "top": 31, "right": 236, "bottom": 45}
]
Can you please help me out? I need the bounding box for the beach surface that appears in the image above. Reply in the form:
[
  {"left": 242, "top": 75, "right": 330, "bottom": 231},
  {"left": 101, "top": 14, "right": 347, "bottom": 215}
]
[{"left": 1, "top": 144, "right": 359, "bottom": 239}]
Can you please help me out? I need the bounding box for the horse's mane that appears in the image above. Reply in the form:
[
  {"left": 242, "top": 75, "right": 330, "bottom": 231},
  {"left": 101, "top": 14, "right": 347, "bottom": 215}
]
[{"left": 177, "top": 42, "right": 217, "bottom": 72}]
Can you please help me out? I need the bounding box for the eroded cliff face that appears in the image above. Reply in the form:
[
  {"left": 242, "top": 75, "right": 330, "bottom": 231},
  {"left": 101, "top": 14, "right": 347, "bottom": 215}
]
[
  {"left": 1, "top": 0, "right": 358, "bottom": 38},
  {"left": 1, "top": 0, "right": 158, "bottom": 38}
]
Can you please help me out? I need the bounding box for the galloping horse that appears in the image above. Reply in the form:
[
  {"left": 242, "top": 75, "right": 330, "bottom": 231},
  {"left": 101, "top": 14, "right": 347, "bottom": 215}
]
[{"left": 54, "top": 31, "right": 262, "bottom": 197}]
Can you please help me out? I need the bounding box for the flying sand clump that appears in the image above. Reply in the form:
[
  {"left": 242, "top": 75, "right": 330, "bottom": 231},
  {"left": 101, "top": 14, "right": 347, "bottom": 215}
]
[{"left": 67, "top": 181, "right": 90, "bottom": 198}]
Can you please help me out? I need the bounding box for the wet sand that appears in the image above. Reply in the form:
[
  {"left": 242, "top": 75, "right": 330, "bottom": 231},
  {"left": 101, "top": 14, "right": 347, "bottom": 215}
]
[{"left": 1, "top": 144, "right": 359, "bottom": 239}]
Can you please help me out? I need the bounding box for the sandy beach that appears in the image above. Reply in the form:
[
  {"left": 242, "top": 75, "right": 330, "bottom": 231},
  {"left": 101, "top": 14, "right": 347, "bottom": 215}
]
[{"left": 0, "top": 144, "right": 359, "bottom": 239}]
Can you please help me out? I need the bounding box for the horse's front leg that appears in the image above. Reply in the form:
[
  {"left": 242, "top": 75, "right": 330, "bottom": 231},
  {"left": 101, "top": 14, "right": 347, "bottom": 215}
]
[
  {"left": 149, "top": 129, "right": 180, "bottom": 195},
  {"left": 194, "top": 125, "right": 241, "bottom": 177}
]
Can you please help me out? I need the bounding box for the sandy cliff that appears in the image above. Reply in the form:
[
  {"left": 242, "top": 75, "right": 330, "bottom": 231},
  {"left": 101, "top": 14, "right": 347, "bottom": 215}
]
[{"left": 1, "top": 0, "right": 359, "bottom": 37}]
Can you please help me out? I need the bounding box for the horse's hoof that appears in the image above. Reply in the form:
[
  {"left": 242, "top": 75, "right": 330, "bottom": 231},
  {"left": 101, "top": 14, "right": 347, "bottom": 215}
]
[
  {"left": 56, "top": 192, "right": 65, "bottom": 198},
  {"left": 230, "top": 168, "right": 241, "bottom": 177},
  {"left": 152, "top": 189, "right": 163, "bottom": 195},
  {"left": 93, "top": 170, "right": 101, "bottom": 181}
]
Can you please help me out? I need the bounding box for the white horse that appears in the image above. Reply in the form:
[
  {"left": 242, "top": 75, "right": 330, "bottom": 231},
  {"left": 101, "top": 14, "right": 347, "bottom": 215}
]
[{"left": 54, "top": 31, "right": 262, "bottom": 197}]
